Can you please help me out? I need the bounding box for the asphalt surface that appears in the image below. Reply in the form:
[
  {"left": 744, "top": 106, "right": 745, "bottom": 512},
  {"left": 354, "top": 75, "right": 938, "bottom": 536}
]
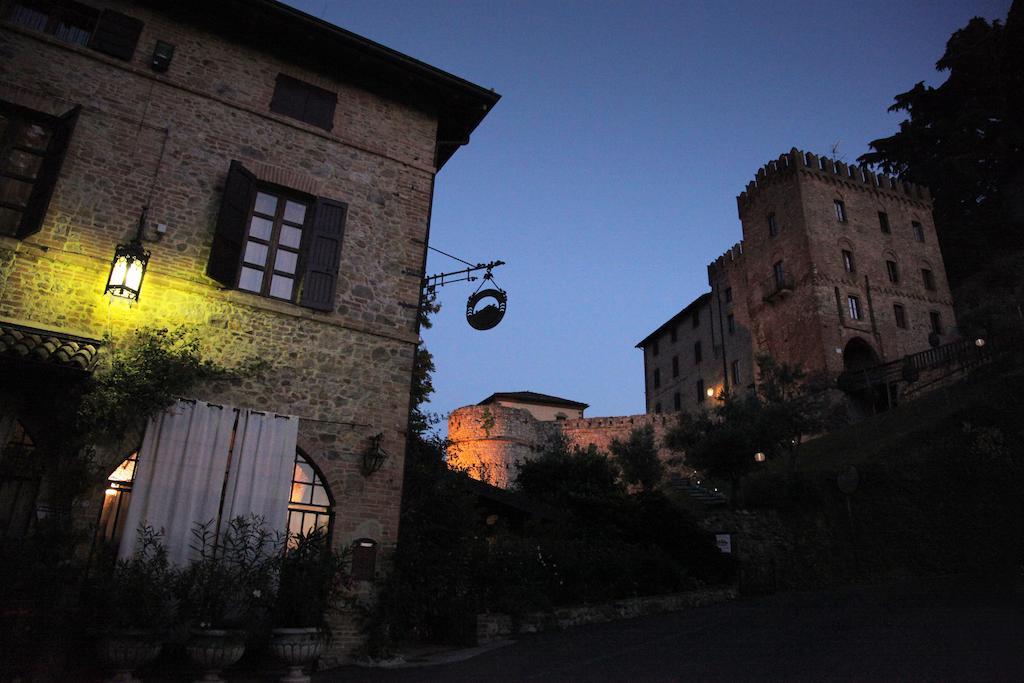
[{"left": 320, "top": 576, "right": 1023, "bottom": 682}]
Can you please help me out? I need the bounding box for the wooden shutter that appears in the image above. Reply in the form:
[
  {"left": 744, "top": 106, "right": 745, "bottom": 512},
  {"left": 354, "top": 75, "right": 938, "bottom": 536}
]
[
  {"left": 269, "top": 74, "right": 308, "bottom": 121},
  {"left": 299, "top": 198, "right": 346, "bottom": 311},
  {"left": 88, "top": 9, "right": 143, "bottom": 61},
  {"left": 303, "top": 87, "right": 336, "bottom": 131},
  {"left": 207, "top": 161, "right": 256, "bottom": 287},
  {"left": 18, "top": 105, "right": 80, "bottom": 239}
]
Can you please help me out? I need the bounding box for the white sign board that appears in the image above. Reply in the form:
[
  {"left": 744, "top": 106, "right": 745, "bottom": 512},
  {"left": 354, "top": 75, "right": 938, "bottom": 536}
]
[{"left": 715, "top": 533, "right": 733, "bottom": 554}]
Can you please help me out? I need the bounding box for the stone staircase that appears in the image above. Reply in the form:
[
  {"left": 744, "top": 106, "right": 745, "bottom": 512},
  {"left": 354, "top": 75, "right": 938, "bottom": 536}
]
[{"left": 669, "top": 474, "right": 728, "bottom": 507}]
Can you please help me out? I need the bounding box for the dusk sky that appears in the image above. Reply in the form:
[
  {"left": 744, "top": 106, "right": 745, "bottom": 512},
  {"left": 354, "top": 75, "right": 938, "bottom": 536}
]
[{"left": 287, "top": 0, "right": 1011, "bottom": 428}]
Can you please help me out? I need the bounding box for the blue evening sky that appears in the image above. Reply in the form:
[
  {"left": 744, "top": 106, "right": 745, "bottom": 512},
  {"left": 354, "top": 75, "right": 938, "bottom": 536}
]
[{"left": 286, "top": 0, "right": 1010, "bottom": 427}]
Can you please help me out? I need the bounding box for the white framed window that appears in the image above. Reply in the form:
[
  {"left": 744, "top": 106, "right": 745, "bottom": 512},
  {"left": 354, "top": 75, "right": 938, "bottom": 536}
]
[{"left": 848, "top": 295, "right": 862, "bottom": 320}]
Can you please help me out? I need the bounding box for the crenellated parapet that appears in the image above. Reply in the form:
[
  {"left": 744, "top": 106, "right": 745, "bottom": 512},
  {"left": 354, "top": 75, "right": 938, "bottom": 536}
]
[
  {"left": 707, "top": 240, "right": 745, "bottom": 283},
  {"left": 737, "top": 148, "right": 932, "bottom": 218}
]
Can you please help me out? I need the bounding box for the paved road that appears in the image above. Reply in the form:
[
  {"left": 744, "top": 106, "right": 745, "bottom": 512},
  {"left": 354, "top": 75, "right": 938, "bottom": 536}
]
[{"left": 320, "top": 577, "right": 1023, "bottom": 682}]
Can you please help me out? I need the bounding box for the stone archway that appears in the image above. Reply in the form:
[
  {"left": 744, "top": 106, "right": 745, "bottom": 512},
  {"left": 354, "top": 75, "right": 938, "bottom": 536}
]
[{"left": 843, "top": 337, "right": 879, "bottom": 372}]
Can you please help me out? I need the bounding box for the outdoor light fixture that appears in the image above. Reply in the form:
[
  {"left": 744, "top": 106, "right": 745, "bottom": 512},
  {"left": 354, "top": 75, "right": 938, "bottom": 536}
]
[
  {"left": 105, "top": 208, "right": 151, "bottom": 301},
  {"left": 975, "top": 338, "right": 986, "bottom": 348},
  {"left": 754, "top": 451, "right": 766, "bottom": 463},
  {"left": 361, "top": 433, "right": 389, "bottom": 476},
  {"left": 706, "top": 387, "right": 715, "bottom": 398}
]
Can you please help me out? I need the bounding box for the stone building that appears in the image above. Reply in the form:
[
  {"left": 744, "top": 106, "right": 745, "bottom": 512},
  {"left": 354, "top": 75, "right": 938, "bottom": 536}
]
[
  {"left": 0, "top": 0, "right": 497, "bottom": 660},
  {"left": 640, "top": 148, "right": 957, "bottom": 415}
]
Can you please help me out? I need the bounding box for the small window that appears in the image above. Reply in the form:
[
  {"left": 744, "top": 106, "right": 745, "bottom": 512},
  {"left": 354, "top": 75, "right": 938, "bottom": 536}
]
[
  {"left": 654, "top": 402, "right": 662, "bottom": 415},
  {"left": 98, "top": 450, "right": 139, "bottom": 546},
  {"left": 694, "top": 341, "right": 702, "bottom": 364},
  {"left": 696, "top": 379, "right": 705, "bottom": 404},
  {"left": 237, "top": 189, "right": 310, "bottom": 302},
  {"left": 731, "top": 359, "right": 740, "bottom": 385},
  {"left": 673, "top": 392, "right": 681, "bottom": 411},
  {"left": 842, "top": 250, "right": 855, "bottom": 273},
  {"left": 929, "top": 311, "right": 943, "bottom": 335},
  {"left": 727, "top": 314, "right": 735, "bottom": 334},
  {"left": 671, "top": 355, "right": 679, "bottom": 378},
  {"left": 692, "top": 310, "right": 700, "bottom": 328},
  {"left": 773, "top": 260, "right": 786, "bottom": 288},
  {"left": 893, "top": 303, "right": 907, "bottom": 329},
  {"left": 912, "top": 221, "right": 925, "bottom": 242},
  {"left": 724, "top": 287, "right": 733, "bottom": 303},
  {"left": 288, "top": 451, "right": 333, "bottom": 545},
  {"left": 4, "top": 0, "right": 97, "bottom": 46},
  {"left": 652, "top": 339, "right": 659, "bottom": 356},
  {"left": 878, "top": 211, "right": 890, "bottom": 234},
  {"left": 848, "top": 295, "right": 861, "bottom": 321},
  {"left": 886, "top": 260, "right": 900, "bottom": 283},
  {"left": 921, "top": 268, "right": 935, "bottom": 291},
  {"left": 554, "top": 412, "right": 568, "bottom": 421},
  {"left": 669, "top": 327, "right": 677, "bottom": 343},
  {"left": 834, "top": 199, "right": 847, "bottom": 223},
  {"left": 653, "top": 368, "right": 661, "bottom": 389},
  {"left": 767, "top": 213, "right": 778, "bottom": 237},
  {"left": 270, "top": 74, "right": 337, "bottom": 131}
]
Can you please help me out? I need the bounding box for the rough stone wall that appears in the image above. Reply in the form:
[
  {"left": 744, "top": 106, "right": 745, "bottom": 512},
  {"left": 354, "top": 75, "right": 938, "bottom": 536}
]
[
  {"left": 642, "top": 298, "right": 723, "bottom": 415},
  {"left": 0, "top": 1, "right": 443, "bottom": 660},
  {"left": 448, "top": 405, "right": 688, "bottom": 488}
]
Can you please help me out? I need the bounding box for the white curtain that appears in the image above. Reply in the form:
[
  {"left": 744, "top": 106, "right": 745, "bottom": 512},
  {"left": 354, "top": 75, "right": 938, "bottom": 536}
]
[
  {"left": 221, "top": 410, "right": 299, "bottom": 536},
  {"left": 117, "top": 399, "right": 299, "bottom": 565}
]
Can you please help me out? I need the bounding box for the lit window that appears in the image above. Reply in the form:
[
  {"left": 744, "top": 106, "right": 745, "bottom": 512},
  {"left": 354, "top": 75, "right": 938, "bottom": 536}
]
[
  {"left": 4, "top": 0, "right": 97, "bottom": 46},
  {"left": 238, "top": 190, "right": 309, "bottom": 302},
  {"left": 842, "top": 250, "right": 855, "bottom": 273},
  {"left": 894, "top": 303, "right": 907, "bottom": 329},
  {"left": 767, "top": 213, "right": 778, "bottom": 237},
  {"left": 878, "top": 211, "right": 890, "bottom": 234},
  {"left": 287, "top": 451, "right": 332, "bottom": 545},
  {"left": 912, "top": 221, "right": 925, "bottom": 242},
  {"left": 98, "top": 451, "right": 138, "bottom": 545},
  {"left": 886, "top": 260, "right": 900, "bottom": 283},
  {"left": 834, "top": 200, "right": 847, "bottom": 222},
  {"left": 0, "top": 420, "right": 40, "bottom": 538},
  {"left": 848, "top": 295, "right": 861, "bottom": 320}
]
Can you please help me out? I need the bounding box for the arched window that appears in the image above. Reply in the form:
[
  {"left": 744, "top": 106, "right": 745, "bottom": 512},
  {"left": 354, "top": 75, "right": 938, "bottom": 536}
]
[
  {"left": 287, "top": 450, "right": 332, "bottom": 544},
  {"left": 98, "top": 450, "right": 138, "bottom": 546},
  {"left": 0, "top": 420, "right": 40, "bottom": 538}
]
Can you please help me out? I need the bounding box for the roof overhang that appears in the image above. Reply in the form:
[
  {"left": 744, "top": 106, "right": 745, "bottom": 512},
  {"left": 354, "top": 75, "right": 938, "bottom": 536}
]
[
  {"left": 635, "top": 292, "right": 713, "bottom": 349},
  {"left": 0, "top": 321, "right": 102, "bottom": 372}
]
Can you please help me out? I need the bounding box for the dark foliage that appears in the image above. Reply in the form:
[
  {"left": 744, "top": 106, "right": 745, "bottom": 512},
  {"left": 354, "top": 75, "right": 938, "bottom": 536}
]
[
  {"left": 610, "top": 424, "right": 665, "bottom": 492},
  {"left": 271, "top": 528, "right": 353, "bottom": 631}
]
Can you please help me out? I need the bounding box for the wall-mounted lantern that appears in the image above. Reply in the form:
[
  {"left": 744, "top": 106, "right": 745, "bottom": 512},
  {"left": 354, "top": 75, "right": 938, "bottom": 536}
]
[
  {"left": 361, "top": 432, "right": 388, "bottom": 476},
  {"left": 754, "top": 451, "right": 766, "bottom": 463},
  {"left": 706, "top": 386, "right": 716, "bottom": 398},
  {"left": 105, "top": 209, "right": 150, "bottom": 301}
]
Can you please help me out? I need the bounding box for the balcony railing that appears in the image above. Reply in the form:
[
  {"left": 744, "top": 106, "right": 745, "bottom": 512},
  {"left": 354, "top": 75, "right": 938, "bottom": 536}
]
[{"left": 762, "top": 273, "right": 794, "bottom": 302}]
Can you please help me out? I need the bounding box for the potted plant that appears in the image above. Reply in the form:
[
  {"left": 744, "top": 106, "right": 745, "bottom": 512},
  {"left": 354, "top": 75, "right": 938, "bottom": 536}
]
[
  {"left": 176, "top": 516, "right": 277, "bottom": 683},
  {"left": 268, "top": 529, "right": 353, "bottom": 683},
  {"left": 90, "top": 525, "right": 176, "bottom": 683}
]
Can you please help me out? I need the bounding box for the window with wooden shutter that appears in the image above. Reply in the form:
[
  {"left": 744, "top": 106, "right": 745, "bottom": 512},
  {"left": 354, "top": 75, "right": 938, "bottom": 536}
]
[
  {"left": 0, "top": 101, "right": 79, "bottom": 239},
  {"left": 269, "top": 74, "right": 337, "bottom": 131},
  {"left": 88, "top": 9, "right": 143, "bottom": 61},
  {"left": 298, "top": 198, "right": 346, "bottom": 311},
  {"left": 207, "top": 161, "right": 256, "bottom": 286}
]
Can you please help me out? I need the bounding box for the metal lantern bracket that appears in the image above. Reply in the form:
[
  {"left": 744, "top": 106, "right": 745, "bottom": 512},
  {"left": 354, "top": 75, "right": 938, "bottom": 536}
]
[
  {"left": 361, "top": 432, "right": 388, "bottom": 477},
  {"left": 422, "top": 248, "right": 507, "bottom": 331}
]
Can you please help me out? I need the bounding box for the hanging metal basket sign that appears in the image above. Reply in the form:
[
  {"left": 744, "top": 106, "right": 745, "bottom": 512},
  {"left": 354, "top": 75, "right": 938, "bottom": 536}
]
[{"left": 466, "top": 288, "right": 507, "bottom": 330}]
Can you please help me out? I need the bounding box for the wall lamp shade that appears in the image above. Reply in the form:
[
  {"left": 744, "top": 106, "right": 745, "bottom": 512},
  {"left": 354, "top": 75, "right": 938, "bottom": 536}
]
[{"left": 105, "top": 240, "right": 150, "bottom": 301}]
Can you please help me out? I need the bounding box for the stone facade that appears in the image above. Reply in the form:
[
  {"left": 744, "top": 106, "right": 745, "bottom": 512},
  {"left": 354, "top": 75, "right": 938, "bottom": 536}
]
[
  {"left": 640, "top": 148, "right": 958, "bottom": 414},
  {"left": 448, "top": 404, "right": 681, "bottom": 488},
  {"left": 0, "top": 0, "right": 496, "bottom": 661}
]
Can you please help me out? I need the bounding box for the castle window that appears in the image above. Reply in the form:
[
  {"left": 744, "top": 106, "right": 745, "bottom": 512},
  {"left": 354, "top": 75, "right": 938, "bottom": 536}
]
[
  {"left": 694, "top": 341, "right": 702, "bottom": 364},
  {"left": 772, "top": 260, "right": 786, "bottom": 288},
  {"left": 3, "top": 1, "right": 142, "bottom": 59},
  {"left": 842, "top": 250, "right": 855, "bottom": 274},
  {"left": 98, "top": 450, "right": 139, "bottom": 546},
  {"left": 921, "top": 268, "right": 935, "bottom": 291},
  {"left": 878, "top": 211, "right": 891, "bottom": 234},
  {"left": 0, "top": 100, "right": 80, "bottom": 239},
  {"left": 929, "top": 311, "right": 943, "bottom": 335},
  {"left": 287, "top": 451, "right": 333, "bottom": 545},
  {"left": 208, "top": 161, "right": 347, "bottom": 312},
  {"left": 847, "top": 295, "right": 862, "bottom": 320},
  {"left": 654, "top": 402, "right": 662, "bottom": 414},
  {"left": 767, "top": 213, "right": 778, "bottom": 237},
  {"left": 692, "top": 310, "right": 700, "bottom": 328},
  {"left": 893, "top": 303, "right": 907, "bottom": 329},
  {"left": 696, "top": 379, "right": 706, "bottom": 404},
  {"left": 886, "top": 260, "right": 900, "bottom": 284},
  {"left": 270, "top": 74, "right": 337, "bottom": 131},
  {"left": 912, "top": 221, "right": 925, "bottom": 242},
  {"left": 672, "top": 355, "right": 679, "bottom": 378},
  {"left": 673, "top": 393, "right": 681, "bottom": 411},
  {"left": 727, "top": 314, "right": 735, "bottom": 334},
  {"left": 653, "top": 368, "right": 661, "bottom": 389},
  {"left": 834, "top": 200, "right": 847, "bottom": 223},
  {"left": 724, "top": 287, "right": 733, "bottom": 303},
  {"left": 731, "top": 360, "right": 740, "bottom": 385}
]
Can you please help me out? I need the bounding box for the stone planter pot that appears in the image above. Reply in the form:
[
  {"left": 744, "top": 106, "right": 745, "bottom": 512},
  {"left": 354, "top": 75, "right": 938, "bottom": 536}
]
[
  {"left": 97, "top": 629, "right": 162, "bottom": 683},
  {"left": 269, "top": 627, "right": 324, "bottom": 683},
  {"left": 184, "top": 629, "right": 245, "bottom": 683}
]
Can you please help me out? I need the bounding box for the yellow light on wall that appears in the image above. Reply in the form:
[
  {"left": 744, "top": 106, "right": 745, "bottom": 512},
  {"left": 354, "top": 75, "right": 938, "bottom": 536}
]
[
  {"left": 754, "top": 451, "right": 766, "bottom": 463},
  {"left": 105, "top": 209, "right": 151, "bottom": 301},
  {"left": 706, "top": 387, "right": 715, "bottom": 398}
]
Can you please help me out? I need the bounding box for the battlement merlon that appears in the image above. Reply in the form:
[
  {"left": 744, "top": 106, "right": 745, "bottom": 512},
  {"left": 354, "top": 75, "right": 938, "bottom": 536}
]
[
  {"left": 707, "top": 240, "right": 745, "bottom": 284},
  {"left": 736, "top": 148, "right": 933, "bottom": 219}
]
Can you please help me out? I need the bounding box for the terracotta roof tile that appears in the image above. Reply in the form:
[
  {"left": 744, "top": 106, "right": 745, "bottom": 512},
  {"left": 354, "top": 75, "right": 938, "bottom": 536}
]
[{"left": 0, "top": 323, "right": 102, "bottom": 372}]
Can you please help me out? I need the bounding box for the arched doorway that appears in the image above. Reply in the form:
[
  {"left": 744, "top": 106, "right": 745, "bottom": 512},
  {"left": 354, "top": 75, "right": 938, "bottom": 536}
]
[
  {"left": 843, "top": 337, "right": 879, "bottom": 371},
  {"left": 841, "top": 337, "right": 895, "bottom": 415}
]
